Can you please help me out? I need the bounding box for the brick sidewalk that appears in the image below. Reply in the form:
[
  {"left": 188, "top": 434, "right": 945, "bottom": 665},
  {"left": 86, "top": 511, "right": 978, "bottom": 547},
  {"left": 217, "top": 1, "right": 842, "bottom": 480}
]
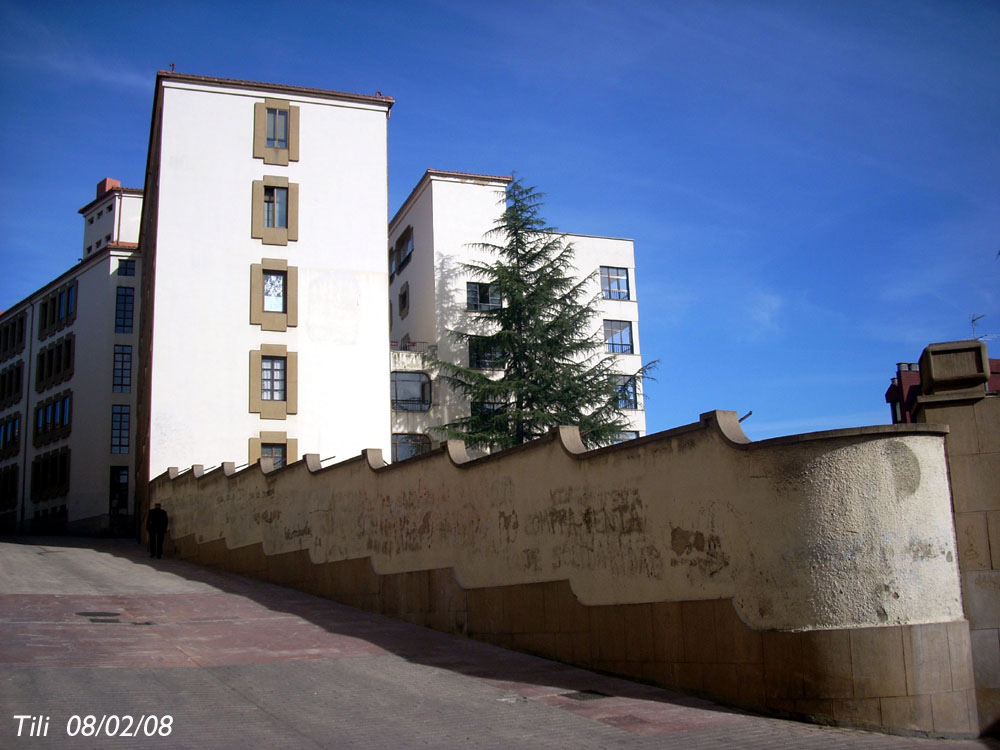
[{"left": 1, "top": 538, "right": 996, "bottom": 749}]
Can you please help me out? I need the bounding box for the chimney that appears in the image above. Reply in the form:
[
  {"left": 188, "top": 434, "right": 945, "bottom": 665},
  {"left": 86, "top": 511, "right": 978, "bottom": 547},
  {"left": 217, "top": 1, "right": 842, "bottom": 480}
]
[{"left": 96, "top": 177, "right": 121, "bottom": 198}]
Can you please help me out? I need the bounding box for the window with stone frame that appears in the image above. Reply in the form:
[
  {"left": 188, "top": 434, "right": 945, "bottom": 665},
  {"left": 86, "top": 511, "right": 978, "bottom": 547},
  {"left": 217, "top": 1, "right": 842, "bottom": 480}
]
[
  {"left": 261, "top": 442, "right": 287, "bottom": 468},
  {"left": 391, "top": 433, "right": 431, "bottom": 462}
]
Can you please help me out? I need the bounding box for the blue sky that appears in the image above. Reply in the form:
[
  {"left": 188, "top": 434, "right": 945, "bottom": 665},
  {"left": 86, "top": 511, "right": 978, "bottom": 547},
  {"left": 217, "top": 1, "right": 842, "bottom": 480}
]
[{"left": 1, "top": 0, "right": 997, "bottom": 440}]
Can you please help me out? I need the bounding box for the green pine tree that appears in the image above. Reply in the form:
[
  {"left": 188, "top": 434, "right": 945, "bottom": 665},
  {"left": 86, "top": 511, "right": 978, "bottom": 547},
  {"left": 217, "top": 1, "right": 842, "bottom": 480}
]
[{"left": 433, "top": 177, "right": 654, "bottom": 450}]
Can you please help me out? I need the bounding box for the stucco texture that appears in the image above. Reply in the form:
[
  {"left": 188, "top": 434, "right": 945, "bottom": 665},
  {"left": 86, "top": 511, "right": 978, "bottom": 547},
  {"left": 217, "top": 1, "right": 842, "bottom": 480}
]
[
  {"left": 151, "top": 411, "right": 978, "bottom": 735},
  {"left": 155, "top": 411, "right": 961, "bottom": 632}
]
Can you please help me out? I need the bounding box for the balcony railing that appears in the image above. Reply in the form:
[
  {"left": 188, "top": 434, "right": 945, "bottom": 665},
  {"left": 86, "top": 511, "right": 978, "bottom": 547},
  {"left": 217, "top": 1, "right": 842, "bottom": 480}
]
[
  {"left": 391, "top": 397, "right": 432, "bottom": 412},
  {"left": 391, "top": 340, "right": 432, "bottom": 353}
]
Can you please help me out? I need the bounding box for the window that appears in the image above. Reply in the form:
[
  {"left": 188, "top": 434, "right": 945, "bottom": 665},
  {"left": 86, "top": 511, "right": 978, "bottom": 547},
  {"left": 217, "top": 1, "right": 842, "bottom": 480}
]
[
  {"left": 248, "top": 431, "right": 297, "bottom": 467},
  {"left": 117, "top": 259, "right": 136, "bottom": 276},
  {"left": 472, "top": 401, "right": 507, "bottom": 419},
  {"left": 0, "top": 414, "right": 20, "bottom": 459},
  {"left": 88, "top": 216, "right": 94, "bottom": 225},
  {"left": 251, "top": 177, "right": 299, "bottom": 245},
  {"left": 113, "top": 345, "right": 131, "bottom": 393},
  {"left": 604, "top": 320, "right": 634, "bottom": 354},
  {"left": 389, "top": 227, "right": 414, "bottom": 278},
  {"left": 391, "top": 372, "right": 431, "bottom": 411},
  {"left": 469, "top": 336, "right": 503, "bottom": 369},
  {"left": 0, "top": 312, "right": 27, "bottom": 362},
  {"left": 261, "top": 356, "right": 286, "bottom": 401},
  {"left": 0, "top": 464, "right": 18, "bottom": 511},
  {"left": 398, "top": 282, "right": 409, "bottom": 320},
  {"left": 264, "top": 186, "right": 287, "bottom": 228},
  {"left": 37, "top": 281, "right": 78, "bottom": 340},
  {"left": 115, "top": 287, "right": 135, "bottom": 333},
  {"left": 249, "top": 345, "right": 298, "bottom": 419},
  {"left": 109, "top": 467, "right": 129, "bottom": 515},
  {"left": 467, "top": 282, "right": 501, "bottom": 311},
  {"left": 33, "top": 391, "right": 72, "bottom": 447},
  {"left": 253, "top": 98, "right": 300, "bottom": 165},
  {"left": 615, "top": 376, "right": 638, "bottom": 410},
  {"left": 111, "top": 405, "right": 130, "bottom": 454},
  {"left": 266, "top": 108, "right": 288, "bottom": 149},
  {"left": 263, "top": 272, "right": 286, "bottom": 312},
  {"left": 0, "top": 361, "right": 24, "bottom": 407},
  {"left": 600, "top": 266, "right": 630, "bottom": 300},
  {"left": 34, "top": 334, "right": 73, "bottom": 393},
  {"left": 261, "top": 443, "right": 286, "bottom": 468},
  {"left": 250, "top": 260, "right": 298, "bottom": 331},
  {"left": 614, "top": 431, "right": 639, "bottom": 443},
  {"left": 392, "top": 434, "right": 431, "bottom": 462},
  {"left": 30, "top": 447, "right": 70, "bottom": 501}
]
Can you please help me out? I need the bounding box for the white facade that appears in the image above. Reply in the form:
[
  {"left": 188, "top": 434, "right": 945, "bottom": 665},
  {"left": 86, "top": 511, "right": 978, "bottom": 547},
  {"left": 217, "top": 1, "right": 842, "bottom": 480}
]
[
  {"left": 387, "top": 170, "right": 646, "bottom": 461},
  {"left": 0, "top": 177, "right": 142, "bottom": 533},
  {"left": 138, "top": 73, "right": 393, "bottom": 483},
  {"left": 0, "top": 75, "right": 650, "bottom": 530},
  {"left": 80, "top": 178, "right": 143, "bottom": 257}
]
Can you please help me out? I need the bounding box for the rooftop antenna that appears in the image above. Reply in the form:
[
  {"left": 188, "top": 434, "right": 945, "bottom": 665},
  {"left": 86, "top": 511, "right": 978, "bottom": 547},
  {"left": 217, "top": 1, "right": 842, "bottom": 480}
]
[
  {"left": 972, "top": 314, "right": 985, "bottom": 338},
  {"left": 971, "top": 314, "right": 998, "bottom": 342}
]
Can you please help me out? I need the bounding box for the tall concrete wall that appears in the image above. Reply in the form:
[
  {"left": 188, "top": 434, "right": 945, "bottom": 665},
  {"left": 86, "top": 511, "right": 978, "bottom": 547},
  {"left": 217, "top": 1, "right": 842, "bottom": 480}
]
[
  {"left": 150, "top": 410, "right": 978, "bottom": 736},
  {"left": 908, "top": 340, "right": 1000, "bottom": 734}
]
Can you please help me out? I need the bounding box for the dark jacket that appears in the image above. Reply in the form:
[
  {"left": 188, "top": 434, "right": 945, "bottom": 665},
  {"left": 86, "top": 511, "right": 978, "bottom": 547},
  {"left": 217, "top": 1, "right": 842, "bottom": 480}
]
[{"left": 146, "top": 507, "right": 168, "bottom": 534}]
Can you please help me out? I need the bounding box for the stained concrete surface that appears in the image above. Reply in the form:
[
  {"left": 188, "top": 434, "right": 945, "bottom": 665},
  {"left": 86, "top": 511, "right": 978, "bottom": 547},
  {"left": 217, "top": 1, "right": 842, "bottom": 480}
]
[{"left": 0, "top": 538, "right": 996, "bottom": 749}]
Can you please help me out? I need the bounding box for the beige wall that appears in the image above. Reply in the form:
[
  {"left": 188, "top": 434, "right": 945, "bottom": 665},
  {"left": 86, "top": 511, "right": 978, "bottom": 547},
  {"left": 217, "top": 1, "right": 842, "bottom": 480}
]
[
  {"left": 151, "top": 409, "right": 978, "bottom": 736},
  {"left": 911, "top": 340, "right": 999, "bottom": 734}
]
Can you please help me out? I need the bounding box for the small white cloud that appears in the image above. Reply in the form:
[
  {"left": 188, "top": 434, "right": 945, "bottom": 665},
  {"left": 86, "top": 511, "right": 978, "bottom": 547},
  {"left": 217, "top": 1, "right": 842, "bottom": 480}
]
[
  {"left": 0, "top": 5, "right": 147, "bottom": 93},
  {"left": 744, "top": 290, "right": 783, "bottom": 340},
  {"left": 32, "top": 50, "right": 149, "bottom": 92}
]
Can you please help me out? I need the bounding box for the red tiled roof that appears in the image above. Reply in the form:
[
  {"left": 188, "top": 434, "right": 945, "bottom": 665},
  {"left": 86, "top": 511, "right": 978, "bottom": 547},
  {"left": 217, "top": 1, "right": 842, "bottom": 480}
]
[{"left": 157, "top": 71, "right": 394, "bottom": 108}]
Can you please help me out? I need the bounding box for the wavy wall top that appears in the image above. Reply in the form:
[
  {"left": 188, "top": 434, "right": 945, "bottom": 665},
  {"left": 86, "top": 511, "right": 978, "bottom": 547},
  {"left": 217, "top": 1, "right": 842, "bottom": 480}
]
[{"left": 150, "top": 410, "right": 963, "bottom": 631}]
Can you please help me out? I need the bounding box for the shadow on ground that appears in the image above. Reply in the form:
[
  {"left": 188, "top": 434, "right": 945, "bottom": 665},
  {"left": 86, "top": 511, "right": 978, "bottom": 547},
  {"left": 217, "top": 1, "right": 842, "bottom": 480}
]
[{"left": 6, "top": 535, "right": 749, "bottom": 715}]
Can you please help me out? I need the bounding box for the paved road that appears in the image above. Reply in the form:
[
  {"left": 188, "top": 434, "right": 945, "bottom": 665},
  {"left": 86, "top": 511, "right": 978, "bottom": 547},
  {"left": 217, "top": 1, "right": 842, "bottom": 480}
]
[{"left": 1, "top": 538, "right": 996, "bottom": 749}]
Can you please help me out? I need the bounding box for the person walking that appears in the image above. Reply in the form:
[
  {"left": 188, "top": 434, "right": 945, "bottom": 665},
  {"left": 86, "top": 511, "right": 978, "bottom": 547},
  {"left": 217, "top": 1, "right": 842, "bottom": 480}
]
[{"left": 146, "top": 503, "right": 169, "bottom": 559}]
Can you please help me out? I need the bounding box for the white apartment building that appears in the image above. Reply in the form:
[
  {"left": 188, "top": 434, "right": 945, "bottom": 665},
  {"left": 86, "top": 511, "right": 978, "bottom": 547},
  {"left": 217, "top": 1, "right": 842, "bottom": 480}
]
[
  {"left": 0, "top": 75, "right": 649, "bottom": 531},
  {"left": 0, "top": 178, "right": 142, "bottom": 533},
  {"left": 136, "top": 72, "right": 394, "bottom": 495},
  {"left": 387, "top": 170, "right": 646, "bottom": 461},
  {"left": 2, "top": 72, "right": 395, "bottom": 534}
]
